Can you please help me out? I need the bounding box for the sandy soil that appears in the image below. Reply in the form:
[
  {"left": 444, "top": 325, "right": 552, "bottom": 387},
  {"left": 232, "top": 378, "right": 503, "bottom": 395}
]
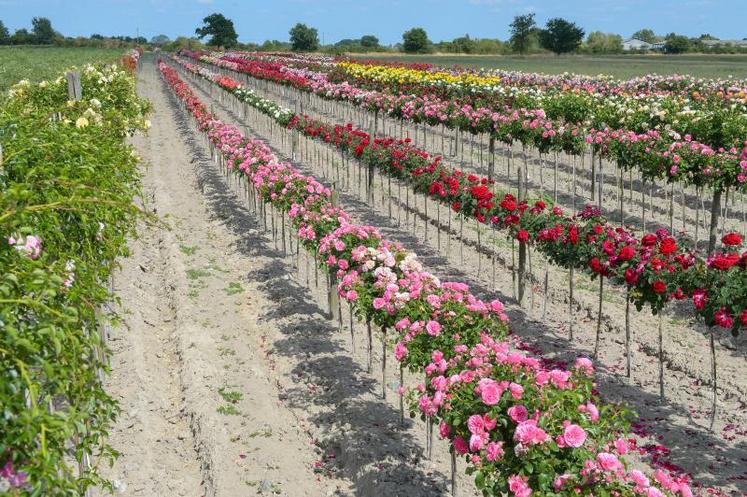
[{"left": 172, "top": 61, "right": 747, "bottom": 496}]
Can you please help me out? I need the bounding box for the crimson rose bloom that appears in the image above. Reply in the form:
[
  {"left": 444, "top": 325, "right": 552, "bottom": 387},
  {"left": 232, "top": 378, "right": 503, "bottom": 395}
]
[
  {"left": 517, "top": 230, "right": 530, "bottom": 243},
  {"left": 624, "top": 268, "right": 639, "bottom": 285},
  {"left": 618, "top": 245, "right": 636, "bottom": 261},
  {"left": 722, "top": 233, "right": 743, "bottom": 246},
  {"left": 652, "top": 280, "right": 667, "bottom": 294},
  {"left": 659, "top": 237, "right": 677, "bottom": 255},
  {"left": 712, "top": 252, "right": 740, "bottom": 270},
  {"left": 641, "top": 234, "right": 657, "bottom": 247}
]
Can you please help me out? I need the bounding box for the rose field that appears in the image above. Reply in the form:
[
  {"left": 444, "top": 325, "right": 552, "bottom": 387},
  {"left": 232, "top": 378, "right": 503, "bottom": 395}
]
[{"left": 2, "top": 47, "right": 747, "bottom": 497}]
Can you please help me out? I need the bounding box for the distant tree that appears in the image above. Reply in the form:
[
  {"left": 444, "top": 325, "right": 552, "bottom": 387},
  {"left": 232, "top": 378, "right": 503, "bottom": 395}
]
[
  {"left": 289, "top": 23, "right": 319, "bottom": 51},
  {"left": 31, "top": 17, "right": 56, "bottom": 44},
  {"left": 451, "top": 34, "right": 476, "bottom": 53},
  {"left": 402, "top": 27, "right": 430, "bottom": 53},
  {"left": 631, "top": 28, "right": 657, "bottom": 43},
  {"left": 473, "top": 38, "right": 506, "bottom": 54},
  {"left": 261, "top": 39, "right": 291, "bottom": 51},
  {"left": 509, "top": 13, "right": 536, "bottom": 55},
  {"left": 664, "top": 33, "right": 691, "bottom": 54},
  {"left": 360, "top": 35, "right": 379, "bottom": 49},
  {"left": 151, "top": 34, "right": 170, "bottom": 45},
  {"left": 0, "top": 20, "right": 9, "bottom": 45},
  {"left": 698, "top": 33, "right": 718, "bottom": 40},
  {"left": 585, "top": 31, "right": 623, "bottom": 54},
  {"left": 195, "top": 13, "right": 238, "bottom": 48},
  {"left": 90, "top": 33, "right": 104, "bottom": 40},
  {"left": 10, "top": 28, "right": 34, "bottom": 45},
  {"left": 164, "top": 36, "right": 204, "bottom": 51},
  {"left": 539, "top": 18, "right": 584, "bottom": 55}
]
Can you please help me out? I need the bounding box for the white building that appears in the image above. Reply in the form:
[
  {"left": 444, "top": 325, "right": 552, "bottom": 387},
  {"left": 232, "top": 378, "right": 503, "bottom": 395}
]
[{"left": 623, "top": 38, "right": 665, "bottom": 51}]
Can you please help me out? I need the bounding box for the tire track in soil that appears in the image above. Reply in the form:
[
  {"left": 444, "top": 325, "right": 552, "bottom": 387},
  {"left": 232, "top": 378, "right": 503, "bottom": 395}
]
[{"left": 175, "top": 61, "right": 747, "bottom": 496}]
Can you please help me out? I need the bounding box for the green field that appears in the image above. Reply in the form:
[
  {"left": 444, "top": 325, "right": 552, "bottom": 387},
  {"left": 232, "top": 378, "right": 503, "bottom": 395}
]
[
  {"left": 360, "top": 53, "right": 747, "bottom": 79},
  {"left": 0, "top": 47, "right": 124, "bottom": 90}
]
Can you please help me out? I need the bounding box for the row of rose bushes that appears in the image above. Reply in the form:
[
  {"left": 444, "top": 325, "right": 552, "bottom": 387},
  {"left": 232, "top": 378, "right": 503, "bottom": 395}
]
[
  {"left": 194, "top": 51, "right": 747, "bottom": 193},
  {"left": 171, "top": 54, "right": 747, "bottom": 338},
  {"left": 0, "top": 63, "right": 151, "bottom": 495},
  {"left": 232, "top": 50, "right": 747, "bottom": 104},
  {"left": 160, "top": 58, "right": 695, "bottom": 497}
]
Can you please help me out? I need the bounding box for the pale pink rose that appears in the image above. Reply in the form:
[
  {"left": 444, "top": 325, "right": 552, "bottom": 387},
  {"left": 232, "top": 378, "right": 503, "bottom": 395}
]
[
  {"left": 469, "top": 434, "right": 483, "bottom": 452},
  {"left": 508, "top": 382, "right": 524, "bottom": 399},
  {"left": 467, "top": 415, "right": 484, "bottom": 434},
  {"left": 562, "top": 424, "right": 587, "bottom": 448},
  {"left": 614, "top": 437, "right": 629, "bottom": 455},
  {"left": 628, "top": 469, "right": 649, "bottom": 487},
  {"left": 596, "top": 452, "right": 623, "bottom": 472},
  {"left": 554, "top": 474, "right": 573, "bottom": 490},
  {"left": 508, "top": 474, "right": 532, "bottom": 497}
]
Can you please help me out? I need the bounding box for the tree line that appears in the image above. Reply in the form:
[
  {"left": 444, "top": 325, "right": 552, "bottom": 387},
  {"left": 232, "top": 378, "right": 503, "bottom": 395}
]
[
  {"left": 190, "top": 13, "right": 746, "bottom": 55},
  {"left": 2, "top": 13, "right": 744, "bottom": 55},
  {"left": 0, "top": 17, "right": 146, "bottom": 47}
]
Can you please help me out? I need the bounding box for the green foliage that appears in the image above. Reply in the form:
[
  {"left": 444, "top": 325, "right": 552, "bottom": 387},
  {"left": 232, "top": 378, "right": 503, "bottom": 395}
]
[
  {"left": 631, "top": 28, "right": 659, "bottom": 43},
  {"left": 360, "top": 35, "right": 379, "bottom": 49},
  {"left": 584, "top": 31, "right": 623, "bottom": 54},
  {"left": 539, "top": 18, "right": 585, "bottom": 55},
  {"left": 289, "top": 23, "right": 319, "bottom": 52},
  {"left": 31, "top": 17, "right": 57, "bottom": 45},
  {"left": 664, "top": 33, "right": 691, "bottom": 54},
  {"left": 150, "top": 34, "right": 170, "bottom": 46},
  {"left": 10, "top": 29, "right": 34, "bottom": 46},
  {"left": 195, "top": 12, "right": 238, "bottom": 48},
  {"left": 509, "top": 13, "right": 536, "bottom": 55},
  {"left": 0, "top": 61, "right": 150, "bottom": 494},
  {"left": 0, "top": 47, "right": 123, "bottom": 90},
  {"left": 0, "top": 21, "right": 9, "bottom": 45},
  {"left": 402, "top": 27, "right": 430, "bottom": 54}
]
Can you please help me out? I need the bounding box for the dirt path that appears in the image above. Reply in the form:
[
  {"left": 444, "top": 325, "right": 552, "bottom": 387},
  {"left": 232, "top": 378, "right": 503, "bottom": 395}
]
[{"left": 95, "top": 59, "right": 351, "bottom": 497}]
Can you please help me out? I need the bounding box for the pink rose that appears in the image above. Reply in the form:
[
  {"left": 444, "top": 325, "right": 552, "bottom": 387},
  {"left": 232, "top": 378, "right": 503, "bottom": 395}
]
[
  {"left": 467, "top": 415, "right": 484, "bottom": 434},
  {"left": 478, "top": 379, "right": 503, "bottom": 405},
  {"left": 425, "top": 320, "right": 442, "bottom": 336},
  {"left": 453, "top": 436, "right": 469, "bottom": 455},
  {"left": 507, "top": 405, "right": 528, "bottom": 423},
  {"left": 485, "top": 441, "right": 504, "bottom": 461},
  {"left": 596, "top": 452, "right": 623, "bottom": 472},
  {"left": 562, "top": 424, "right": 587, "bottom": 448}
]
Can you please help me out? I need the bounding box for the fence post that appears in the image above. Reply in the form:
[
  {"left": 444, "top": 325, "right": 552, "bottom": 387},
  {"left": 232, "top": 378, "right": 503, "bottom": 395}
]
[{"left": 66, "top": 72, "right": 82, "bottom": 101}]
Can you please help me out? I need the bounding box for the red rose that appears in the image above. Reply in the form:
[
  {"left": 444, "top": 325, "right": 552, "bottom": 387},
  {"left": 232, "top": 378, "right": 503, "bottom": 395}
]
[
  {"left": 659, "top": 237, "right": 677, "bottom": 255},
  {"left": 589, "top": 257, "right": 604, "bottom": 274},
  {"left": 517, "top": 230, "right": 530, "bottom": 243},
  {"left": 641, "top": 234, "right": 657, "bottom": 247},
  {"left": 722, "top": 233, "right": 743, "bottom": 246},
  {"left": 624, "top": 268, "right": 639, "bottom": 285},
  {"left": 569, "top": 225, "right": 579, "bottom": 245},
  {"left": 451, "top": 202, "right": 462, "bottom": 212},
  {"left": 741, "top": 308, "right": 747, "bottom": 327},
  {"left": 534, "top": 200, "right": 546, "bottom": 210},
  {"left": 652, "top": 280, "right": 667, "bottom": 294},
  {"left": 712, "top": 252, "right": 740, "bottom": 270},
  {"left": 618, "top": 245, "right": 636, "bottom": 261},
  {"left": 500, "top": 197, "right": 517, "bottom": 212}
]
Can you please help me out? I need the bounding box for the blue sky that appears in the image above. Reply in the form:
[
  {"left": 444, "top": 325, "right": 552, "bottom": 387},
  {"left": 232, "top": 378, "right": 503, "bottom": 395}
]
[{"left": 0, "top": 0, "right": 744, "bottom": 44}]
